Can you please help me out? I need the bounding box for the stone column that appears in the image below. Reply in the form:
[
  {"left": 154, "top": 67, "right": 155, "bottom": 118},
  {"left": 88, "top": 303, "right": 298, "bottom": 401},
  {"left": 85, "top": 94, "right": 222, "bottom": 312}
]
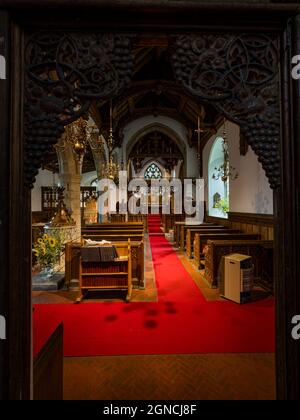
[{"left": 60, "top": 172, "right": 81, "bottom": 239}]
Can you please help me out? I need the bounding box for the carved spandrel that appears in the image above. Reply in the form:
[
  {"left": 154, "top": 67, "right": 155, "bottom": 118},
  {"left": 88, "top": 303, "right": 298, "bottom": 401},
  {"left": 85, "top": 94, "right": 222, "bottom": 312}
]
[
  {"left": 24, "top": 32, "right": 134, "bottom": 187},
  {"left": 172, "top": 34, "right": 281, "bottom": 189}
]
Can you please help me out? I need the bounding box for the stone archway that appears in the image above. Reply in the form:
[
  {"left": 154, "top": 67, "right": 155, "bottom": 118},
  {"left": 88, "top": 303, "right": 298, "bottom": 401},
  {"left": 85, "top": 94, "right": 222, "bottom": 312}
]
[
  {"left": 126, "top": 122, "right": 187, "bottom": 159},
  {"left": 127, "top": 124, "right": 185, "bottom": 179}
]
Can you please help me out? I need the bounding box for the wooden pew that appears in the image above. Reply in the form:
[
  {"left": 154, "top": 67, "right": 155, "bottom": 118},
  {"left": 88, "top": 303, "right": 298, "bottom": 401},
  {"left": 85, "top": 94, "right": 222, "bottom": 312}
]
[
  {"left": 82, "top": 222, "right": 144, "bottom": 242},
  {"left": 33, "top": 323, "right": 63, "bottom": 400},
  {"left": 174, "top": 222, "right": 218, "bottom": 248},
  {"left": 83, "top": 222, "right": 144, "bottom": 230},
  {"left": 204, "top": 239, "right": 273, "bottom": 289},
  {"left": 162, "top": 214, "right": 185, "bottom": 233},
  {"left": 65, "top": 240, "right": 145, "bottom": 289},
  {"left": 128, "top": 214, "right": 148, "bottom": 231},
  {"left": 110, "top": 215, "right": 148, "bottom": 230},
  {"left": 82, "top": 225, "right": 144, "bottom": 231},
  {"left": 194, "top": 233, "right": 261, "bottom": 270},
  {"left": 82, "top": 229, "right": 144, "bottom": 237},
  {"left": 82, "top": 233, "right": 143, "bottom": 242},
  {"left": 186, "top": 228, "right": 240, "bottom": 258},
  {"left": 179, "top": 224, "right": 226, "bottom": 250}
]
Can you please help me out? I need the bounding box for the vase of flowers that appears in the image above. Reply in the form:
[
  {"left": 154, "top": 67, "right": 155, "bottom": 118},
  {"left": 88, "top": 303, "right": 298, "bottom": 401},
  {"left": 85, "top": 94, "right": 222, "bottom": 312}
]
[{"left": 32, "top": 232, "right": 62, "bottom": 278}]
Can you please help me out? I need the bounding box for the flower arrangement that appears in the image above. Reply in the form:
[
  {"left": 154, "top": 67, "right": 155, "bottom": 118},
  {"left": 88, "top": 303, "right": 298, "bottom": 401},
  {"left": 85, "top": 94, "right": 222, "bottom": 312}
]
[
  {"left": 214, "top": 198, "right": 229, "bottom": 215},
  {"left": 32, "top": 232, "right": 62, "bottom": 271}
]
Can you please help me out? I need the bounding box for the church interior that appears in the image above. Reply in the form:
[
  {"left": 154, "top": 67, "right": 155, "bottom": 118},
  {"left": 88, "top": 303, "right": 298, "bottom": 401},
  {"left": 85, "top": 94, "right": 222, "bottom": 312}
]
[
  {"left": 2, "top": 0, "right": 300, "bottom": 403},
  {"left": 30, "top": 38, "right": 276, "bottom": 400}
]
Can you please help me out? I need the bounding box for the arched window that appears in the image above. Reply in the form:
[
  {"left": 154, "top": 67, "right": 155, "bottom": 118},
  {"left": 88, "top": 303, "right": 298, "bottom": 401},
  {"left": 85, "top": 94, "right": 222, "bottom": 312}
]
[
  {"left": 208, "top": 137, "right": 229, "bottom": 219},
  {"left": 144, "top": 163, "right": 162, "bottom": 180}
]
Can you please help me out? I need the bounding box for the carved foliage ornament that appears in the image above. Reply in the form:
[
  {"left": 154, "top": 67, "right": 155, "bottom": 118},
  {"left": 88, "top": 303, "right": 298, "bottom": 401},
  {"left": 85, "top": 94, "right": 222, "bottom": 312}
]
[
  {"left": 172, "top": 34, "right": 281, "bottom": 189},
  {"left": 25, "top": 32, "right": 134, "bottom": 187}
]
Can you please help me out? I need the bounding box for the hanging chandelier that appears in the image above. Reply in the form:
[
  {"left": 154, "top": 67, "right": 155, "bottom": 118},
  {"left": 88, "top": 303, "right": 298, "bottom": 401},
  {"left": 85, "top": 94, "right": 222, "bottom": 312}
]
[
  {"left": 62, "top": 117, "right": 103, "bottom": 166},
  {"left": 212, "top": 119, "right": 238, "bottom": 182},
  {"left": 102, "top": 100, "right": 120, "bottom": 181}
]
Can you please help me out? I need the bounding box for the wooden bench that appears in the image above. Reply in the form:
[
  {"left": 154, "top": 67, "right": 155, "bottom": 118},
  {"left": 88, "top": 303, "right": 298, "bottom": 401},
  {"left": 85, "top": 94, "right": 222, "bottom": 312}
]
[
  {"left": 65, "top": 239, "right": 145, "bottom": 289},
  {"left": 128, "top": 215, "right": 148, "bottom": 231},
  {"left": 174, "top": 222, "right": 217, "bottom": 248},
  {"left": 204, "top": 239, "right": 273, "bottom": 289},
  {"left": 109, "top": 215, "right": 148, "bottom": 230},
  {"left": 83, "top": 222, "right": 144, "bottom": 230},
  {"left": 179, "top": 224, "right": 226, "bottom": 250},
  {"left": 82, "top": 233, "right": 144, "bottom": 242},
  {"left": 194, "top": 233, "right": 261, "bottom": 270},
  {"left": 33, "top": 323, "right": 63, "bottom": 400},
  {"left": 162, "top": 214, "right": 185, "bottom": 233},
  {"left": 82, "top": 229, "right": 144, "bottom": 237},
  {"left": 82, "top": 223, "right": 144, "bottom": 239},
  {"left": 186, "top": 227, "right": 235, "bottom": 258}
]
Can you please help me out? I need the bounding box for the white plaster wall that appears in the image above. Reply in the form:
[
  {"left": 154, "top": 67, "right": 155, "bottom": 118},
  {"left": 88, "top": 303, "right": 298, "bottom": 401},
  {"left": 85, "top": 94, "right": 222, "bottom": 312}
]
[
  {"left": 81, "top": 171, "right": 98, "bottom": 186},
  {"left": 203, "top": 121, "right": 273, "bottom": 215},
  {"left": 120, "top": 116, "right": 199, "bottom": 178},
  {"left": 31, "top": 169, "right": 60, "bottom": 211}
]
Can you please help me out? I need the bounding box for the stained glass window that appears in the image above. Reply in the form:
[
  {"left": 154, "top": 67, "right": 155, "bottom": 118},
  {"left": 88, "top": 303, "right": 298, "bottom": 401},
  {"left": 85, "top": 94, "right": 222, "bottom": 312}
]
[{"left": 144, "top": 163, "right": 162, "bottom": 180}]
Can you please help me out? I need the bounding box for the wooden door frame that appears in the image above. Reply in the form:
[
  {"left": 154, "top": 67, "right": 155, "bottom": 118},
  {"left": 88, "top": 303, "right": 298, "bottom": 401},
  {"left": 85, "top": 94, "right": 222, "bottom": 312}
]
[{"left": 1, "top": 0, "right": 300, "bottom": 400}]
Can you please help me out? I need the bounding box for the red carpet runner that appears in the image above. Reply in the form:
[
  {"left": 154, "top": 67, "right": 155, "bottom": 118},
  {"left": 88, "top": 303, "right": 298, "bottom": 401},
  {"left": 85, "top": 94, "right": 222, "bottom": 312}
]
[
  {"left": 148, "top": 215, "right": 162, "bottom": 234},
  {"left": 33, "top": 216, "right": 275, "bottom": 357}
]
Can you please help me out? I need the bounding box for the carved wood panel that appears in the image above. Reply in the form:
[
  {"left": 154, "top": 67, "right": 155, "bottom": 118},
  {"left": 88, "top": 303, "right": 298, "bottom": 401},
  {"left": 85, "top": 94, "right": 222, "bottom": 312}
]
[
  {"left": 172, "top": 34, "right": 281, "bottom": 189},
  {"left": 24, "top": 32, "right": 134, "bottom": 187},
  {"left": 206, "top": 213, "right": 274, "bottom": 241}
]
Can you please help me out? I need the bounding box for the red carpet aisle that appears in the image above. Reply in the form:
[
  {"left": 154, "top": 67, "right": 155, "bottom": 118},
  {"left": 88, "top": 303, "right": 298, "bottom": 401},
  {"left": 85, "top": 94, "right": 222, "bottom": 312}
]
[
  {"left": 147, "top": 215, "right": 162, "bottom": 234},
  {"left": 33, "top": 217, "right": 275, "bottom": 357}
]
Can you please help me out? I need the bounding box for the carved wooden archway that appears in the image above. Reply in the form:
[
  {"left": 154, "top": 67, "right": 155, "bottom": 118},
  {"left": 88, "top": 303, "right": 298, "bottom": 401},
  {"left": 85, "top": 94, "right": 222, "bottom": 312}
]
[
  {"left": 1, "top": 1, "right": 300, "bottom": 401},
  {"left": 25, "top": 32, "right": 280, "bottom": 190}
]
